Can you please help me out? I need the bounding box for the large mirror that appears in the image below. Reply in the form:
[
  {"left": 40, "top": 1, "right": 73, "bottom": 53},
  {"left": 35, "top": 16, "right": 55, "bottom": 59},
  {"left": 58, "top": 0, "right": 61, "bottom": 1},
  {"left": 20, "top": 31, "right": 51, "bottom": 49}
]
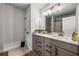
[{"left": 44, "top": 3, "right": 77, "bottom": 35}]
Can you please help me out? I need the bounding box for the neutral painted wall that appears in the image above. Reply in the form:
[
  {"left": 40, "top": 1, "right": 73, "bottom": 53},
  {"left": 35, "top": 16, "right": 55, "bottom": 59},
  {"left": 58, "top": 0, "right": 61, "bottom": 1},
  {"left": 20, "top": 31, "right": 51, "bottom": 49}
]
[
  {"left": 31, "top": 3, "right": 46, "bottom": 32},
  {"left": 31, "top": 4, "right": 40, "bottom": 32},
  {"left": 13, "top": 6, "right": 25, "bottom": 43},
  {"left": 0, "top": 4, "right": 25, "bottom": 51},
  {"left": 39, "top": 15, "right": 46, "bottom": 30},
  {"left": 76, "top": 4, "right": 79, "bottom": 33}
]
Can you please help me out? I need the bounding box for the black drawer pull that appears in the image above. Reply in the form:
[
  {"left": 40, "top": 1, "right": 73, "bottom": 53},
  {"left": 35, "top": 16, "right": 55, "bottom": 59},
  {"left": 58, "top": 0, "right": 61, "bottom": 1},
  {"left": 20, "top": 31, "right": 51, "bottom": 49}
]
[
  {"left": 46, "top": 49, "right": 52, "bottom": 54},
  {"left": 46, "top": 45, "right": 52, "bottom": 48}
]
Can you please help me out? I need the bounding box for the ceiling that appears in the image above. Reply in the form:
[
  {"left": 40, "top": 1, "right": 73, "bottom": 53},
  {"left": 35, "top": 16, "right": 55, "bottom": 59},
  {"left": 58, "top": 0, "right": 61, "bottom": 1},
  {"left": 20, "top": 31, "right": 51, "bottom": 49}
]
[
  {"left": 9, "top": 3, "right": 30, "bottom": 10},
  {"left": 9, "top": 3, "right": 47, "bottom": 10},
  {"left": 32, "top": 3, "right": 48, "bottom": 9}
]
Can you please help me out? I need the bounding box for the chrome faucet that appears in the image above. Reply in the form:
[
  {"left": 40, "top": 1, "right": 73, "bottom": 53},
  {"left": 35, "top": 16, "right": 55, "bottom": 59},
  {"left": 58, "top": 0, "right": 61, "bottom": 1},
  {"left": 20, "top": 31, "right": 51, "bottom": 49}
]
[{"left": 58, "top": 31, "right": 64, "bottom": 36}]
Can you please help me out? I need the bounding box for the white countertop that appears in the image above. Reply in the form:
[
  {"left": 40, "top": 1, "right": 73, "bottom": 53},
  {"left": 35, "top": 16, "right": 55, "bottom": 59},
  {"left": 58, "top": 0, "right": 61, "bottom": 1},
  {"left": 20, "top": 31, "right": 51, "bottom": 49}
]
[{"left": 33, "top": 33, "right": 79, "bottom": 46}]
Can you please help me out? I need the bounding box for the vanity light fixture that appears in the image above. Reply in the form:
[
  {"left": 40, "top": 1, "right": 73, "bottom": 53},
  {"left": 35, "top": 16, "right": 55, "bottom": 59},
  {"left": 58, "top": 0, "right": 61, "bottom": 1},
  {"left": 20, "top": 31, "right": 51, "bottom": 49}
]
[
  {"left": 42, "top": 3, "right": 63, "bottom": 16},
  {"left": 42, "top": 10, "right": 48, "bottom": 16},
  {"left": 51, "top": 3, "right": 63, "bottom": 13},
  {"left": 57, "top": 3, "right": 63, "bottom": 12},
  {"left": 46, "top": 9, "right": 52, "bottom": 15},
  {"left": 42, "top": 8, "right": 52, "bottom": 16}
]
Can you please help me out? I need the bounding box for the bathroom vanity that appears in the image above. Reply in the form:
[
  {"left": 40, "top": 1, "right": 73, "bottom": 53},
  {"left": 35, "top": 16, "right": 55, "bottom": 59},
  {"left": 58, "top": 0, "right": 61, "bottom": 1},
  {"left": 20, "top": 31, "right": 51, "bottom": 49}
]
[
  {"left": 32, "top": 3, "right": 79, "bottom": 56},
  {"left": 32, "top": 33, "right": 79, "bottom": 56}
]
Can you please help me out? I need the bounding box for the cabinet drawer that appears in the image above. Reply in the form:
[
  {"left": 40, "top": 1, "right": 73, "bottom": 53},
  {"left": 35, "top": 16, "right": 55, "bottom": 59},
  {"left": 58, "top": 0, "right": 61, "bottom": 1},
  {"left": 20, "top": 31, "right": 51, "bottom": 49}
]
[
  {"left": 37, "top": 44, "right": 43, "bottom": 49},
  {"left": 45, "top": 49, "right": 55, "bottom": 56},
  {"left": 44, "top": 43, "right": 55, "bottom": 56},
  {"left": 37, "top": 40, "right": 42, "bottom": 44},
  {"left": 37, "top": 40, "right": 43, "bottom": 45},
  {"left": 57, "top": 48, "right": 77, "bottom": 56},
  {"left": 51, "top": 39, "right": 78, "bottom": 54},
  {"left": 45, "top": 38, "right": 51, "bottom": 43},
  {"left": 37, "top": 41, "right": 43, "bottom": 49}
]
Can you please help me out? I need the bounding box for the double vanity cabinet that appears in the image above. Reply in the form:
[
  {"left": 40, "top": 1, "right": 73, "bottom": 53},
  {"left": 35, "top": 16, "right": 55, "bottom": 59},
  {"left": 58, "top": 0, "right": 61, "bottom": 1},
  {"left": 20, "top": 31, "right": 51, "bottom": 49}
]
[{"left": 32, "top": 34, "right": 79, "bottom": 56}]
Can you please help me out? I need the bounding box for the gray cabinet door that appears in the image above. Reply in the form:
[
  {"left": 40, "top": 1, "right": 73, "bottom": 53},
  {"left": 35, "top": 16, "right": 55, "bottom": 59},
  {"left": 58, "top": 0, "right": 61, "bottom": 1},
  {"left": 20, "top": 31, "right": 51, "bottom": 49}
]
[
  {"left": 32, "top": 35, "right": 37, "bottom": 50},
  {"left": 44, "top": 48, "right": 55, "bottom": 56},
  {"left": 57, "top": 47, "right": 77, "bottom": 56}
]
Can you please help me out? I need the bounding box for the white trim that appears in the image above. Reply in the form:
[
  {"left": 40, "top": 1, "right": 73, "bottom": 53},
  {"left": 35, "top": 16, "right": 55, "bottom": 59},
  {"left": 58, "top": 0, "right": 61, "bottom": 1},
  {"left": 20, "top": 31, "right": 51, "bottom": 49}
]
[{"left": 0, "top": 41, "right": 21, "bottom": 53}]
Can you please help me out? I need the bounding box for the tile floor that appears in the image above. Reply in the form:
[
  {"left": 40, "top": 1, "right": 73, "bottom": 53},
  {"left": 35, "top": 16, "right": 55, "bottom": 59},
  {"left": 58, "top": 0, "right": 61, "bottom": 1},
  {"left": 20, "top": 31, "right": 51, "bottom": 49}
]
[
  {"left": 8, "top": 47, "right": 31, "bottom": 56},
  {"left": 0, "top": 47, "right": 32, "bottom": 56}
]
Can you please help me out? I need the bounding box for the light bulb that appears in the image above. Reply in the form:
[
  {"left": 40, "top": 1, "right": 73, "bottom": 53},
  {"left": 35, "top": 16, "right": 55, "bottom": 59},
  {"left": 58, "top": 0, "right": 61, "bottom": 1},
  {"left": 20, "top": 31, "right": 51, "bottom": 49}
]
[
  {"left": 46, "top": 10, "right": 52, "bottom": 15},
  {"left": 42, "top": 4, "right": 63, "bottom": 16},
  {"left": 51, "top": 6, "right": 58, "bottom": 13},
  {"left": 57, "top": 5, "right": 63, "bottom": 11},
  {"left": 51, "top": 5, "right": 63, "bottom": 14},
  {"left": 42, "top": 11, "right": 48, "bottom": 16}
]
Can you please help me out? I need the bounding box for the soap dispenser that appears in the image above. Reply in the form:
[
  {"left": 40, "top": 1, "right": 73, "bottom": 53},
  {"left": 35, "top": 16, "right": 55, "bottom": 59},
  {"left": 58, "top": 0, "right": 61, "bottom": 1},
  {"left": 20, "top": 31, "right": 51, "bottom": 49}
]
[{"left": 72, "top": 32, "right": 78, "bottom": 42}]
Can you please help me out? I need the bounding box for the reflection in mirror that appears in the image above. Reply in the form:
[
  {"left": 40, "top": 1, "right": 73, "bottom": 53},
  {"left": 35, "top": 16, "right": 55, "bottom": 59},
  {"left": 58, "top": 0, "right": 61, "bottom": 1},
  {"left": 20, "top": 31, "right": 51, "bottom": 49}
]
[
  {"left": 46, "top": 16, "right": 52, "bottom": 33},
  {"left": 53, "top": 17, "right": 62, "bottom": 32},
  {"left": 62, "top": 14, "right": 76, "bottom": 35}
]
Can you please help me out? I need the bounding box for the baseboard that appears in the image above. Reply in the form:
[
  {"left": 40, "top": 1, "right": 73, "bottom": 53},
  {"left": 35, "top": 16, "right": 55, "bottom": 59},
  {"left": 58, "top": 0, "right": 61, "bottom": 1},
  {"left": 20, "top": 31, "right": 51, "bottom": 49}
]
[{"left": 0, "top": 41, "right": 21, "bottom": 53}]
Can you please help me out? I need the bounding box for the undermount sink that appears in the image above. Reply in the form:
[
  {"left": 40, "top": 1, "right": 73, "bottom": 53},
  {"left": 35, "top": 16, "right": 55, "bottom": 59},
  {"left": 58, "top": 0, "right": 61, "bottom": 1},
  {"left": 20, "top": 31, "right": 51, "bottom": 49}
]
[
  {"left": 48, "top": 33, "right": 61, "bottom": 37},
  {"left": 50, "top": 35, "right": 63, "bottom": 38},
  {"left": 49, "top": 34, "right": 71, "bottom": 40},
  {"left": 48, "top": 32, "right": 59, "bottom": 36}
]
